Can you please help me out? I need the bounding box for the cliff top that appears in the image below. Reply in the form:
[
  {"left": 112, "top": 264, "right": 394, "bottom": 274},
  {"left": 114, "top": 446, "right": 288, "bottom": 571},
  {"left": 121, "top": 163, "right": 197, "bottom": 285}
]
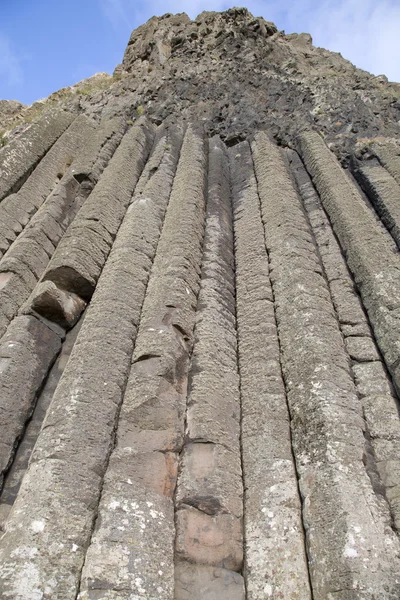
[{"left": 1, "top": 7, "right": 400, "bottom": 162}]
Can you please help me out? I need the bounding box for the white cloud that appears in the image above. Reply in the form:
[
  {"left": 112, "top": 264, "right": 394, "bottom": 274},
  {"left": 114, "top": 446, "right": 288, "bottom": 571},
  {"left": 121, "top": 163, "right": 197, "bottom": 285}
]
[
  {"left": 100, "top": 0, "right": 231, "bottom": 30},
  {"left": 0, "top": 33, "right": 23, "bottom": 88},
  {"left": 248, "top": 0, "right": 400, "bottom": 82},
  {"left": 300, "top": 0, "right": 400, "bottom": 82},
  {"left": 100, "top": 0, "right": 400, "bottom": 82},
  {"left": 100, "top": 0, "right": 133, "bottom": 30},
  {"left": 145, "top": 0, "right": 229, "bottom": 18}
]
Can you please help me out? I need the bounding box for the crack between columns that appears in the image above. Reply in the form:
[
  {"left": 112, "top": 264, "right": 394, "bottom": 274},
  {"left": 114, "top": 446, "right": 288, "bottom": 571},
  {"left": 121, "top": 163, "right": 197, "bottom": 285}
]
[
  {"left": 73, "top": 127, "right": 183, "bottom": 600},
  {"left": 230, "top": 172, "right": 249, "bottom": 598},
  {"left": 250, "top": 146, "right": 315, "bottom": 600},
  {"left": 172, "top": 134, "right": 209, "bottom": 597},
  {"left": 0, "top": 316, "right": 64, "bottom": 504},
  {"left": 290, "top": 150, "right": 399, "bottom": 536}
]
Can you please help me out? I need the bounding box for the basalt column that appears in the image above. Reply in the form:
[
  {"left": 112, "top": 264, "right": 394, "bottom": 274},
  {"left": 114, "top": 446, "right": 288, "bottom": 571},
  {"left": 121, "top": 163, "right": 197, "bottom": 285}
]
[
  {"left": 0, "top": 119, "right": 156, "bottom": 599},
  {"left": 230, "top": 140, "right": 311, "bottom": 599},
  {"left": 174, "top": 137, "right": 245, "bottom": 600},
  {"left": 253, "top": 131, "right": 400, "bottom": 598},
  {"left": 79, "top": 125, "right": 207, "bottom": 600}
]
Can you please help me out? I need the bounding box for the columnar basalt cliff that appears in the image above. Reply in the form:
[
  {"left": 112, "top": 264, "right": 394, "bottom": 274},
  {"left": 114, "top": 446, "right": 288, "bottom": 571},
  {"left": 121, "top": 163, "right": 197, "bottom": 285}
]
[{"left": 1, "top": 7, "right": 400, "bottom": 600}]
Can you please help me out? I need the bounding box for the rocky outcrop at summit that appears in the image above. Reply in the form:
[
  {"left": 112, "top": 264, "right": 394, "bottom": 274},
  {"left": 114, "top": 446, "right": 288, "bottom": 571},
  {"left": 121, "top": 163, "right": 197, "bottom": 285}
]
[{"left": 116, "top": 8, "right": 400, "bottom": 158}]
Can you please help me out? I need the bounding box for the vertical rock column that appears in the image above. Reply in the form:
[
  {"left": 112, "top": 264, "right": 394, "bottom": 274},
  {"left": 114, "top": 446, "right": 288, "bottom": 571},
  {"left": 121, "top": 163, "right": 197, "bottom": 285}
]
[
  {"left": 0, "top": 316, "right": 62, "bottom": 490},
  {"left": 174, "top": 137, "right": 245, "bottom": 600},
  {"left": 371, "top": 140, "right": 400, "bottom": 186},
  {"left": 42, "top": 118, "right": 154, "bottom": 300},
  {"left": 0, "top": 118, "right": 140, "bottom": 488},
  {"left": 0, "top": 115, "right": 127, "bottom": 338},
  {"left": 299, "top": 131, "right": 400, "bottom": 395},
  {"left": 78, "top": 125, "right": 207, "bottom": 600},
  {"left": 0, "top": 116, "right": 98, "bottom": 336},
  {"left": 0, "top": 109, "right": 75, "bottom": 201},
  {"left": 230, "top": 141, "right": 311, "bottom": 600},
  {"left": 252, "top": 131, "right": 400, "bottom": 598},
  {"left": 350, "top": 156, "right": 400, "bottom": 250},
  {"left": 0, "top": 114, "right": 95, "bottom": 255},
  {"left": 0, "top": 319, "right": 83, "bottom": 530},
  {"left": 0, "top": 121, "right": 157, "bottom": 600},
  {"left": 289, "top": 148, "right": 400, "bottom": 533}
]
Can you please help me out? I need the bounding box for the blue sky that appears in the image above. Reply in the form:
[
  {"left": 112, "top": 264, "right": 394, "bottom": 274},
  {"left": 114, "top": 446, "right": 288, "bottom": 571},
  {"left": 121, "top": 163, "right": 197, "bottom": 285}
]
[{"left": 1, "top": 0, "right": 400, "bottom": 105}]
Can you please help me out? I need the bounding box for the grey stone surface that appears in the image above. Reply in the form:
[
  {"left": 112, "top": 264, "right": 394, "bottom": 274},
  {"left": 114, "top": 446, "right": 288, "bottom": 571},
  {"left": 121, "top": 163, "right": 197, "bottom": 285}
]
[
  {"left": 351, "top": 157, "right": 400, "bottom": 249},
  {"left": 353, "top": 360, "right": 400, "bottom": 528},
  {"left": 2, "top": 10, "right": 400, "bottom": 598},
  {"left": 184, "top": 137, "right": 239, "bottom": 452},
  {"left": 372, "top": 140, "right": 400, "bottom": 187},
  {"left": 0, "top": 174, "right": 92, "bottom": 337},
  {"left": 253, "top": 131, "right": 400, "bottom": 598},
  {"left": 175, "top": 563, "right": 245, "bottom": 600},
  {"left": 0, "top": 318, "right": 82, "bottom": 532},
  {"left": 0, "top": 109, "right": 74, "bottom": 202},
  {"left": 79, "top": 451, "right": 177, "bottom": 600},
  {"left": 230, "top": 140, "right": 311, "bottom": 600},
  {"left": 175, "top": 137, "right": 243, "bottom": 579},
  {"left": 294, "top": 150, "right": 400, "bottom": 535},
  {"left": 0, "top": 315, "right": 62, "bottom": 489},
  {"left": 0, "top": 272, "right": 34, "bottom": 329},
  {"left": 71, "top": 115, "right": 126, "bottom": 184},
  {"left": 177, "top": 443, "right": 242, "bottom": 518},
  {"left": 299, "top": 131, "right": 400, "bottom": 395},
  {"left": 43, "top": 118, "right": 155, "bottom": 299},
  {"left": 78, "top": 125, "right": 205, "bottom": 600},
  {"left": 26, "top": 280, "right": 87, "bottom": 329},
  {"left": 289, "top": 145, "right": 400, "bottom": 557},
  {"left": 0, "top": 125, "right": 181, "bottom": 600},
  {"left": 175, "top": 506, "right": 243, "bottom": 571},
  {"left": 0, "top": 114, "right": 95, "bottom": 256},
  {"left": 344, "top": 333, "right": 381, "bottom": 362},
  {"left": 111, "top": 8, "right": 400, "bottom": 162}
]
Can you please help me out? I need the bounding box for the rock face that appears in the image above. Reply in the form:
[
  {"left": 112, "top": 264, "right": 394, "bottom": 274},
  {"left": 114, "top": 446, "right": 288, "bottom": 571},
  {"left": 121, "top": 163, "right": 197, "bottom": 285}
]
[
  {"left": 1, "top": 7, "right": 400, "bottom": 600},
  {"left": 115, "top": 8, "right": 400, "bottom": 160}
]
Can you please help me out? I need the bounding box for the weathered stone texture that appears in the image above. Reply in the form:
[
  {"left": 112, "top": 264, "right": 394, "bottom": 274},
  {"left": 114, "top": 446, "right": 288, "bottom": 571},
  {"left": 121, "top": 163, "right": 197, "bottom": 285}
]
[
  {"left": 0, "top": 125, "right": 181, "bottom": 600},
  {"left": 289, "top": 147, "right": 400, "bottom": 540},
  {"left": 43, "top": 117, "right": 154, "bottom": 300},
  {"left": 78, "top": 125, "right": 206, "bottom": 600},
  {"left": 174, "top": 137, "right": 243, "bottom": 591},
  {"left": 71, "top": 115, "right": 126, "bottom": 184},
  {"left": 2, "top": 9, "right": 400, "bottom": 600},
  {"left": 0, "top": 174, "right": 92, "bottom": 337},
  {"left": 0, "top": 114, "right": 111, "bottom": 337},
  {"left": 0, "top": 316, "right": 62, "bottom": 489},
  {"left": 0, "top": 114, "right": 95, "bottom": 256},
  {"left": 26, "top": 280, "right": 87, "bottom": 328},
  {"left": 175, "top": 507, "right": 243, "bottom": 571},
  {"left": 253, "top": 131, "right": 400, "bottom": 598},
  {"left": 0, "top": 109, "right": 74, "bottom": 201},
  {"left": 351, "top": 157, "right": 400, "bottom": 249},
  {"left": 230, "top": 140, "right": 311, "bottom": 600},
  {"left": 0, "top": 319, "right": 82, "bottom": 531},
  {"left": 175, "top": 563, "right": 245, "bottom": 600},
  {"left": 372, "top": 140, "right": 400, "bottom": 187},
  {"left": 183, "top": 137, "right": 239, "bottom": 452},
  {"left": 299, "top": 132, "right": 400, "bottom": 396},
  {"left": 111, "top": 8, "right": 400, "bottom": 161}
]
